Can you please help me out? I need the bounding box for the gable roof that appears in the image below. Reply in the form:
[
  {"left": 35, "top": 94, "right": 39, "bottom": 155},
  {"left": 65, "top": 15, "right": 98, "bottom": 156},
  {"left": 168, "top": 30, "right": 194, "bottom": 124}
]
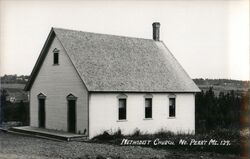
[{"left": 25, "top": 27, "right": 200, "bottom": 92}]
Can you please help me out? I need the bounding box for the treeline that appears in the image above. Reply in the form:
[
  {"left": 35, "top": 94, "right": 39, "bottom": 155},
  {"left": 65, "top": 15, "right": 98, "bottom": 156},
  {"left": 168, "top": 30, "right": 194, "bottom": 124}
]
[
  {"left": 1, "top": 74, "right": 29, "bottom": 84},
  {"left": 193, "top": 78, "right": 249, "bottom": 87},
  {"left": 195, "top": 87, "right": 248, "bottom": 132}
]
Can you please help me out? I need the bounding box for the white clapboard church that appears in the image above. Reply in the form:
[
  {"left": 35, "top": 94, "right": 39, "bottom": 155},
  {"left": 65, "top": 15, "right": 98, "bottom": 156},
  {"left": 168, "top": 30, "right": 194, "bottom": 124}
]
[{"left": 24, "top": 22, "right": 200, "bottom": 138}]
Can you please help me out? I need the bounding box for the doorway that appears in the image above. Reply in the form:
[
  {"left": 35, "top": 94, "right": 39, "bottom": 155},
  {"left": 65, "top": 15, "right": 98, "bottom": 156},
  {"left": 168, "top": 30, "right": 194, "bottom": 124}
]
[
  {"left": 38, "top": 98, "right": 45, "bottom": 128},
  {"left": 68, "top": 100, "right": 76, "bottom": 133}
]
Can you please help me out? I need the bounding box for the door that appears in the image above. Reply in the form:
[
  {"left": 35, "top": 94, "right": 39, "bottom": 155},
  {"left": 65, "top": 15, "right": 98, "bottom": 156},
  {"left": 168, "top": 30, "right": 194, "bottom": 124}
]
[
  {"left": 38, "top": 98, "right": 45, "bottom": 128},
  {"left": 68, "top": 100, "right": 76, "bottom": 133}
]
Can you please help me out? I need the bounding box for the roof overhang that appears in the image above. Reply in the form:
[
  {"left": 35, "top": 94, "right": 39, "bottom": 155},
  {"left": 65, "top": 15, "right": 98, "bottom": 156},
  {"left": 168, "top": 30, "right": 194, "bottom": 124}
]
[{"left": 24, "top": 28, "right": 55, "bottom": 91}]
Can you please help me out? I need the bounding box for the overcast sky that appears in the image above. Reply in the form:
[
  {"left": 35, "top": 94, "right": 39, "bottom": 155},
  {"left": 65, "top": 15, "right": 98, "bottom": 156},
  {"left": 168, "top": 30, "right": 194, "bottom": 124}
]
[{"left": 0, "top": 0, "right": 249, "bottom": 80}]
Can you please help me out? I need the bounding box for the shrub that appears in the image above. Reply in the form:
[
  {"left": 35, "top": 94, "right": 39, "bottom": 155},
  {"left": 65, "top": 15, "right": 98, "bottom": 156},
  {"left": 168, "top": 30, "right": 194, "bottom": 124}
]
[
  {"left": 4, "top": 101, "right": 29, "bottom": 125},
  {"left": 93, "top": 131, "right": 113, "bottom": 141},
  {"left": 154, "top": 129, "right": 174, "bottom": 138},
  {"left": 93, "top": 129, "right": 124, "bottom": 141},
  {"left": 113, "top": 128, "right": 123, "bottom": 138},
  {"left": 131, "top": 128, "right": 141, "bottom": 137}
]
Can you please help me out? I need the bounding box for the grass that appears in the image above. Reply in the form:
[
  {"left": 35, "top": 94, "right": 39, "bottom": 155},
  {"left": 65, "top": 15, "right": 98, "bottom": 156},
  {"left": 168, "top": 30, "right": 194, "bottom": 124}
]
[
  {"left": 0, "top": 130, "right": 243, "bottom": 159},
  {"left": 92, "top": 128, "right": 242, "bottom": 155}
]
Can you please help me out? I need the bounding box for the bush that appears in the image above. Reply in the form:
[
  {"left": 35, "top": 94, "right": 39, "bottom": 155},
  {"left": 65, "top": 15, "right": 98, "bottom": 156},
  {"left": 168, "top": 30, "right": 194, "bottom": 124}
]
[
  {"left": 113, "top": 128, "right": 123, "bottom": 138},
  {"left": 3, "top": 101, "right": 29, "bottom": 125},
  {"left": 154, "top": 129, "right": 175, "bottom": 138},
  {"left": 131, "top": 128, "right": 141, "bottom": 137},
  {"left": 93, "top": 129, "right": 124, "bottom": 141},
  {"left": 93, "top": 131, "right": 113, "bottom": 141}
]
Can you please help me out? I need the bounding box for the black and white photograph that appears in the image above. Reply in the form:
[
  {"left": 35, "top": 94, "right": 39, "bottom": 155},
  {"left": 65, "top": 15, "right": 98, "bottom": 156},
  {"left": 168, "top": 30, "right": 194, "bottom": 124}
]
[{"left": 0, "top": 0, "right": 249, "bottom": 158}]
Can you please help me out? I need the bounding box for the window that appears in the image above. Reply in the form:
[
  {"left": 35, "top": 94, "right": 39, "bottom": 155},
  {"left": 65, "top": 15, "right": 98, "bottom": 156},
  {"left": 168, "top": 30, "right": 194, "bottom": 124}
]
[
  {"left": 145, "top": 98, "right": 152, "bottom": 118},
  {"left": 169, "top": 98, "right": 176, "bottom": 117},
  {"left": 118, "top": 99, "right": 126, "bottom": 120},
  {"left": 117, "top": 94, "right": 127, "bottom": 120},
  {"left": 53, "top": 48, "right": 59, "bottom": 65},
  {"left": 54, "top": 52, "right": 59, "bottom": 64}
]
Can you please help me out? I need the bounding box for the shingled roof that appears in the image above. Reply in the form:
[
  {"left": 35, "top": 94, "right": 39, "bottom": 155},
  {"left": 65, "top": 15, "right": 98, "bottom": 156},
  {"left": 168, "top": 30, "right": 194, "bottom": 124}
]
[{"left": 25, "top": 27, "right": 200, "bottom": 92}]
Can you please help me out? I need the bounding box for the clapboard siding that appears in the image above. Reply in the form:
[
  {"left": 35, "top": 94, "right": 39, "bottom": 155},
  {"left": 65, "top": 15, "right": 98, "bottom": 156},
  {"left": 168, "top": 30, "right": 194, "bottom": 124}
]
[
  {"left": 30, "top": 36, "right": 88, "bottom": 135},
  {"left": 89, "top": 93, "right": 195, "bottom": 138}
]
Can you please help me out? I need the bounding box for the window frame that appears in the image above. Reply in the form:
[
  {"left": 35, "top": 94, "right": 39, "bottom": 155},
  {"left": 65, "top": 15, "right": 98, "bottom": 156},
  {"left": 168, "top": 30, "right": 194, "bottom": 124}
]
[
  {"left": 37, "top": 93, "right": 46, "bottom": 128},
  {"left": 168, "top": 95, "right": 176, "bottom": 118},
  {"left": 117, "top": 94, "right": 127, "bottom": 121},
  {"left": 144, "top": 94, "right": 153, "bottom": 119},
  {"left": 66, "top": 94, "right": 77, "bottom": 133},
  {"left": 66, "top": 93, "right": 78, "bottom": 101},
  {"left": 53, "top": 48, "right": 60, "bottom": 65}
]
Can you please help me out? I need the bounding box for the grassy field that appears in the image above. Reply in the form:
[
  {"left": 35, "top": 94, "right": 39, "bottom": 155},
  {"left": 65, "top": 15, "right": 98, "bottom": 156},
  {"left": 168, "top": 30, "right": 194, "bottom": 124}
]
[
  {"left": 1, "top": 83, "right": 25, "bottom": 89},
  {"left": 1, "top": 83, "right": 28, "bottom": 103},
  {"left": 0, "top": 131, "right": 243, "bottom": 159}
]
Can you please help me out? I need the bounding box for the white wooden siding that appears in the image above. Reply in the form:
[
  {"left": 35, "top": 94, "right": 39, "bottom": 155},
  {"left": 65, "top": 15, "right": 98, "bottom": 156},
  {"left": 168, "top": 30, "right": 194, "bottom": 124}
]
[
  {"left": 89, "top": 93, "right": 195, "bottom": 138},
  {"left": 30, "top": 36, "right": 88, "bottom": 135}
]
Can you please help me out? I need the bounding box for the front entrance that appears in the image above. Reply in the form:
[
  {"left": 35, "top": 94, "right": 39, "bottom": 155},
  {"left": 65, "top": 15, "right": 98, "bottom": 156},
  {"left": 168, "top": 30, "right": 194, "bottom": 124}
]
[
  {"left": 68, "top": 100, "right": 76, "bottom": 133},
  {"left": 38, "top": 98, "right": 45, "bottom": 128}
]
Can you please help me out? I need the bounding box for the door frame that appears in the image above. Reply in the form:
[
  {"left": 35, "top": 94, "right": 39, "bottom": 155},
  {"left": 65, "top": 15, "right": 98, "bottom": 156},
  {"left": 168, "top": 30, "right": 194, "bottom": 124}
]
[
  {"left": 67, "top": 94, "right": 77, "bottom": 133},
  {"left": 37, "top": 93, "right": 46, "bottom": 128}
]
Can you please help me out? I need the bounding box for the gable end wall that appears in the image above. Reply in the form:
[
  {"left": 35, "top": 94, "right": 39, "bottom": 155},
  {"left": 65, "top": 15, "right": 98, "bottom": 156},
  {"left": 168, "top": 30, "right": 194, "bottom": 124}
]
[{"left": 29, "top": 36, "right": 89, "bottom": 135}]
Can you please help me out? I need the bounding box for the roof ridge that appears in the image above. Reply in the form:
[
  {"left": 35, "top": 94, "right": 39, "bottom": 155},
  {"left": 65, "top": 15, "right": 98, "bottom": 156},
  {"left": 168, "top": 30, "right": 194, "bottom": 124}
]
[{"left": 52, "top": 27, "right": 157, "bottom": 42}]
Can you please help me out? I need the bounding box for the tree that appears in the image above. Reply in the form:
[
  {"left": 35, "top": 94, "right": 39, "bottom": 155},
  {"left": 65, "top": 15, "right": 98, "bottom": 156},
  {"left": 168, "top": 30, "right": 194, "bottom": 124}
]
[
  {"left": 0, "top": 89, "right": 8, "bottom": 125},
  {"left": 195, "top": 87, "right": 242, "bottom": 132}
]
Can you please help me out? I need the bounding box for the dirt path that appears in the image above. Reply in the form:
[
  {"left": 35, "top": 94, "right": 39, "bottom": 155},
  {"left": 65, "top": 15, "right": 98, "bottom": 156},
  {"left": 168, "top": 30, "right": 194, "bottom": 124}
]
[{"left": 0, "top": 132, "right": 239, "bottom": 159}]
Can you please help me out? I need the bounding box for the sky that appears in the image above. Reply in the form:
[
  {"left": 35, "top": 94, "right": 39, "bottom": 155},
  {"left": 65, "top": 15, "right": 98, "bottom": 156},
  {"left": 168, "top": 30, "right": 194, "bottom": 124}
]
[{"left": 0, "top": 0, "right": 249, "bottom": 80}]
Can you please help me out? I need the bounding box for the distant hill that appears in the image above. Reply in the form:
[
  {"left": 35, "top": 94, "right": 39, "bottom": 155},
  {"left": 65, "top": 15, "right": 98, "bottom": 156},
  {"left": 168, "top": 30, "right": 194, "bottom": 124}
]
[
  {"left": 0, "top": 75, "right": 29, "bottom": 84},
  {"left": 1, "top": 75, "right": 249, "bottom": 101},
  {"left": 193, "top": 78, "right": 249, "bottom": 97}
]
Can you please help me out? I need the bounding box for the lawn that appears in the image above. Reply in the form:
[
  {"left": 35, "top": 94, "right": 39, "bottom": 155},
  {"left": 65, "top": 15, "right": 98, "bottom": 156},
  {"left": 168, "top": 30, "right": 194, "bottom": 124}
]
[{"left": 0, "top": 131, "right": 241, "bottom": 159}]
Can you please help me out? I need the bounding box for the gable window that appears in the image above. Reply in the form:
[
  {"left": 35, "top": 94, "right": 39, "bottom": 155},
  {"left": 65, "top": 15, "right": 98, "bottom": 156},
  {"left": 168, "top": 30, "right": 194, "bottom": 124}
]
[
  {"left": 53, "top": 48, "right": 59, "bottom": 65},
  {"left": 169, "top": 98, "right": 176, "bottom": 117}
]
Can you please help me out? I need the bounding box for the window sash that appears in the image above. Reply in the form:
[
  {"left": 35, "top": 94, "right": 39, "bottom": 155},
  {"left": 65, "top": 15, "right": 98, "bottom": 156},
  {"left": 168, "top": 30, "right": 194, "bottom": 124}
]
[
  {"left": 118, "top": 99, "right": 126, "bottom": 120},
  {"left": 145, "top": 98, "right": 152, "bottom": 118},
  {"left": 54, "top": 52, "right": 59, "bottom": 64},
  {"left": 169, "top": 98, "right": 176, "bottom": 117}
]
